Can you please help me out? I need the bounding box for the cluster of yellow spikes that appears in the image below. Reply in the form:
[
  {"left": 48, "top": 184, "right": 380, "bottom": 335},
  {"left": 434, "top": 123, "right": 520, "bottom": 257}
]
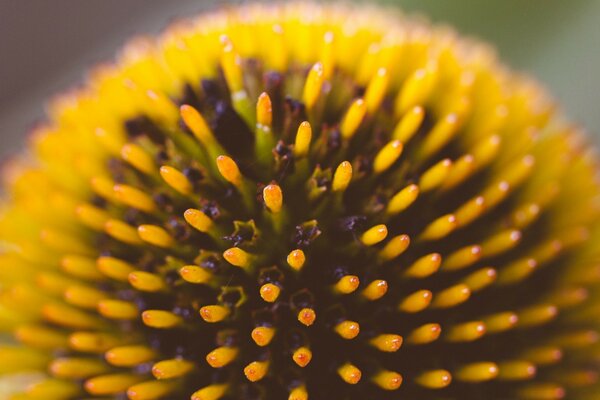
[{"left": 1, "top": 2, "right": 600, "bottom": 400}]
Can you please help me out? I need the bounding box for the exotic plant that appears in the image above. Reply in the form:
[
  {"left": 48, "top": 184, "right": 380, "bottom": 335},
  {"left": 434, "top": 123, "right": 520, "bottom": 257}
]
[{"left": 1, "top": 3, "right": 599, "bottom": 400}]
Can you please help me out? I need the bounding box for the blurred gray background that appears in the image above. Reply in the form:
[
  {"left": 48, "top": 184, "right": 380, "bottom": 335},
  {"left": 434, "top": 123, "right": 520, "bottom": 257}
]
[{"left": 1, "top": 0, "right": 599, "bottom": 161}]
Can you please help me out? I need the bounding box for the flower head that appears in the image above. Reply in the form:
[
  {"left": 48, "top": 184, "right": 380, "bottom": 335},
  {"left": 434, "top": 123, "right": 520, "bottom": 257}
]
[{"left": 1, "top": 3, "right": 600, "bottom": 400}]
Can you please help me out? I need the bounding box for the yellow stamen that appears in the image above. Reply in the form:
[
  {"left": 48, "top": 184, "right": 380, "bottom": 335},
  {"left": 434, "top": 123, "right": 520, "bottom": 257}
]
[
  {"left": 302, "top": 62, "right": 324, "bottom": 110},
  {"left": 387, "top": 184, "right": 419, "bottom": 215},
  {"left": 463, "top": 267, "right": 497, "bottom": 292},
  {"left": 43, "top": 303, "right": 103, "bottom": 329},
  {"left": 105, "top": 219, "right": 143, "bottom": 245},
  {"left": 199, "top": 305, "right": 230, "bottom": 323},
  {"left": 446, "top": 321, "right": 486, "bottom": 342},
  {"left": 517, "top": 384, "right": 565, "bottom": 400},
  {"left": 251, "top": 326, "right": 276, "bottom": 346},
  {"left": 297, "top": 308, "right": 316, "bottom": 326},
  {"left": 216, "top": 155, "right": 242, "bottom": 186},
  {"left": 407, "top": 323, "right": 442, "bottom": 345},
  {"left": 286, "top": 249, "right": 306, "bottom": 271},
  {"left": 206, "top": 346, "right": 239, "bottom": 368},
  {"left": 337, "top": 363, "right": 362, "bottom": 384},
  {"left": 497, "top": 360, "right": 536, "bottom": 380},
  {"left": 64, "top": 285, "right": 108, "bottom": 309},
  {"left": 419, "top": 214, "right": 457, "bottom": 241},
  {"left": 180, "top": 104, "right": 215, "bottom": 145},
  {"left": 141, "top": 310, "right": 182, "bottom": 329},
  {"left": 392, "top": 105, "right": 424, "bottom": 142},
  {"left": 455, "top": 362, "right": 499, "bottom": 382},
  {"left": 332, "top": 161, "right": 353, "bottom": 192},
  {"left": 26, "top": 379, "right": 80, "bottom": 399},
  {"left": 379, "top": 234, "right": 410, "bottom": 261},
  {"left": 419, "top": 158, "right": 452, "bottom": 192},
  {"left": 373, "top": 140, "right": 403, "bottom": 173},
  {"left": 179, "top": 265, "right": 213, "bottom": 284},
  {"left": 333, "top": 275, "right": 360, "bottom": 294},
  {"left": 442, "top": 245, "right": 482, "bottom": 271},
  {"left": 50, "top": 357, "right": 109, "bottom": 379},
  {"left": 361, "top": 279, "right": 388, "bottom": 301},
  {"left": 256, "top": 92, "right": 272, "bottom": 128},
  {"left": 191, "top": 384, "right": 229, "bottom": 400},
  {"left": 75, "top": 203, "right": 111, "bottom": 231},
  {"left": 415, "top": 369, "right": 452, "bottom": 389},
  {"left": 360, "top": 224, "right": 388, "bottom": 246},
  {"left": 85, "top": 374, "right": 144, "bottom": 396},
  {"left": 97, "top": 256, "right": 135, "bottom": 282},
  {"left": 15, "top": 324, "right": 69, "bottom": 349},
  {"left": 334, "top": 320, "right": 360, "bottom": 339},
  {"left": 432, "top": 284, "right": 471, "bottom": 309},
  {"left": 372, "top": 370, "right": 403, "bottom": 391},
  {"left": 121, "top": 143, "right": 155, "bottom": 175},
  {"left": 223, "top": 247, "right": 252, "bottom": 269},
  {"left": 483, "top": 311, "right": 519, "bottom": 334},
  {"left": 518, "top": 304, "right": 558, "bottom": 328},
  {"left": 369, "top": 334, "right": 403, "bottom": 352},
  {"left": 160, "top": 165, "right": 193, "bottom": 195},
  {"left": 97, "top": 299, "right": 138, "bottom": 320},
  {"left": 69, "top": 332, "right": 121, "bottom": 353},
  {"left": 129, "top": 271, "right": 165, "bottom": 292},
  {"left": 138, "top": 224, "right": 174, "bottom": 248},
  {"left": 244, "top": 360, "right": 270, "bottom": 382},
  {"left": 127, "top": 380, "right": 176, "bottom": 400},
  {"left": 395, "top": 65, "right": 437, "bottom": 115},
  {"left": 61, "top": 254, "right": 105, "bottom": 281},
  {"left": 340, "top": 98, "right": 366, "bottom": 139},
  {"left": 113, "top": 184, "right": 156, "bottom": 212},
  {"left": 365, "top": 68, "right": 389, "bottom": 113},
  {"left": 292, "top": 346, "right": 312, "bottom": 367},
  {"left": 263, "top": 183, "right": 283, "bottom": 213},
  {"left": 259, "top": 283, "right": 281, "bottom": 303},
  {"left": 404, "top": 253, "right": 442, "bottom": 278},
  {"left": 294, "top": 121, "right": 312, "bottom": 158},
  {"left": 288, "top": 385, "right": 308, "bottom": 400},
  {"left": 183, "top": 208, "right": 213, "bottom": 233},
  {"left": 105, "top": 345, "right": 156, "bottom": 367},
  {"left": 152, "top": 358, "right": 194, "bottom": 380}
]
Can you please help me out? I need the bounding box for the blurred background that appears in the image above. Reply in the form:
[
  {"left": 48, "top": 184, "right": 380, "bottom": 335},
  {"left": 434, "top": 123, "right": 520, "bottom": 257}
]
[{"left": 1, "top": 0, "right": 599, "bottom": 161}]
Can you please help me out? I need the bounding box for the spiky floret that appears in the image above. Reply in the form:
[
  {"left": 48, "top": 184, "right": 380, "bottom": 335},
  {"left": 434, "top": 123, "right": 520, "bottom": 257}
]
[{"left": 1, "top": 2, "right": 600, "bottom": 399}]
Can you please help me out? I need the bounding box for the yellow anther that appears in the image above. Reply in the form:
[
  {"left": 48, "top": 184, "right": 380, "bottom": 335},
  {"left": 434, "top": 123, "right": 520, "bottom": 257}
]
[
  {"left": 263, "top": 183, "right": 283, "bottom": 213},
  {"left": 302, "top": 62, "right": 324, "bottom": 110},
  {"left": 259, "top": 283, "right": 281, "bottom": 303},
  {"left": 369, "top": 334, "right": 403, "bottom": 352},
  {"left": 113, "top": 184, "right": 156, "bottom": 212},
  {"left": 373, "top": 140, "right": 403, "bottom": 173},
  {"left": 455, "top": 362, "right": 499, "bottom": 382},
  {"left": 216, "top": 155, "right": 242, "bottom": 186},
  {"left": 407, "top": 323, "right": 442, "bottom": 345},
  {"left": 121, "top": 143, "right": 155, "bottom": 175},
  {"left": 334, "top": 320, "right": 360, "bottom": 339},
  {"left": 184, "top": 208, "right": 213, "bottom": 233},
  {"left": 160, "top": 165, "right": 192, "bottom": 195},
  {"left": 332, "top": 161, "right": 353, "bottom": 192},
  {"left": 287, "top": 249, "right": 306, "bottom": 271},
  {"left": 360, "top": 224, "right": 388, "bottom": 246},
  {"left": 294, "top": 121, "right": 312, "bottom": 158},
  {"left": 138, "top": 224, "right": 174, "bottom": 248},
  {"left": 141, "top": 310, "right": 182, "bottom": 329},
  {"left": 199, "top": 305, "right": 230, "bottom": 323},
  {"left": 292, "top": 347, "right": 312, "bottom": 367},
  {"left": 337, "top": 363, "right": 362, "bottom": 384},
  {"left": 340, "top": 98, "right": 367, "bottom": 139},
  {"left": 251, "top": 326, "right": 276, "bottom": 346},
  {"left": 387, "top": 184, "right": 419, "bottom": 215}
]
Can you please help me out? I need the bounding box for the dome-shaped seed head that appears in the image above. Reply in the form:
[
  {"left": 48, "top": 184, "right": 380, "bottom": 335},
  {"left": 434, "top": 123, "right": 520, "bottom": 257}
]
[{"left": 1, "top": 2, "right": 600, "bottom": 400}]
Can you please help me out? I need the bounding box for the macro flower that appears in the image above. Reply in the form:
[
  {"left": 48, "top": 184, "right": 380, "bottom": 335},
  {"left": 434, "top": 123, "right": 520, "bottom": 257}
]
[{"left": 1, "top": 2, "right": 600, "bottom": 399}]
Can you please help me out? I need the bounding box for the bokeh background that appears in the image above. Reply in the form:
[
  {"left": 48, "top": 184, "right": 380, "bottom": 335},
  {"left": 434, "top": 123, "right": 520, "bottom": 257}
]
[{"left": 1, "top": 0, "right": 599, "bottom": 161}]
